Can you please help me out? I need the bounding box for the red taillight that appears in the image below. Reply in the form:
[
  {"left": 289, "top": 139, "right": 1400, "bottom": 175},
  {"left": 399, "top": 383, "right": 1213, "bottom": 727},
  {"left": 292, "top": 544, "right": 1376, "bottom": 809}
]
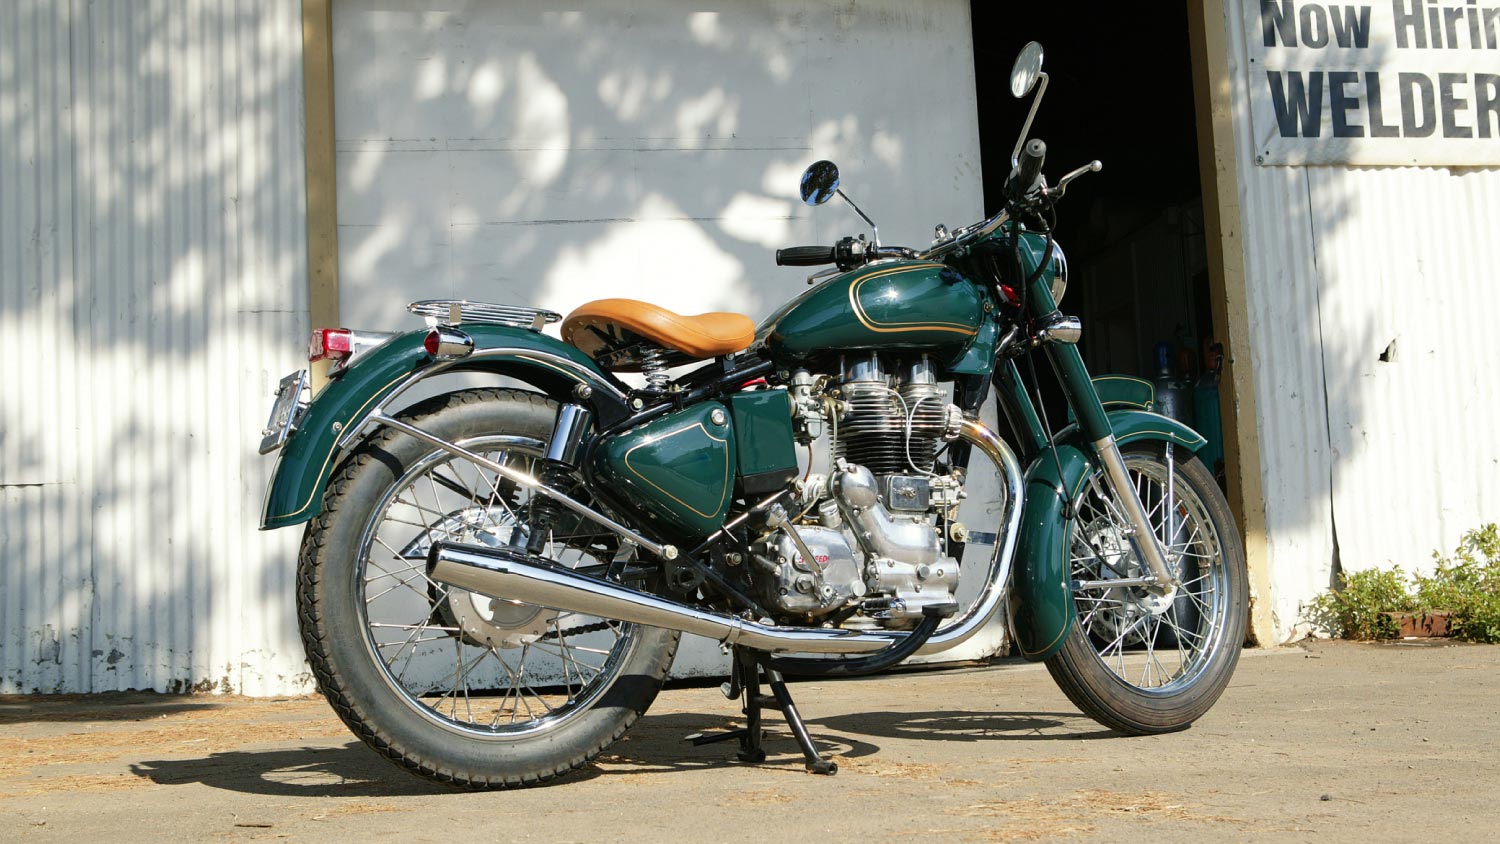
[
  {"left": 309, "top": 328, "right": 353, "bottom": 363},
  {"left": 423, "top": 330, "right": 440, "bottom": 357}
]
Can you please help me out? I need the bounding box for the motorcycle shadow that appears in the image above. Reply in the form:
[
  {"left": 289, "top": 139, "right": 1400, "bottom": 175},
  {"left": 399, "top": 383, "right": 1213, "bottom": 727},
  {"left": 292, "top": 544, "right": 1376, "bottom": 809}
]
[
  {"left": 811, "top": 710, "right": 1116, "bottom": 743},
  {"left": 129, "top": 744, "right": 461, "bottom": 797},
  {"left": 590, "top": 711, "right": 882, "bottom": 776}
]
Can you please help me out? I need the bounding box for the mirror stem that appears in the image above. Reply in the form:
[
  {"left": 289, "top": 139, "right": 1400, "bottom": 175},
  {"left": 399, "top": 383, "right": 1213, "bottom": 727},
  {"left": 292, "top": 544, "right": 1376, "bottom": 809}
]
[
  {"left": 1011, "top": 72, "right": 1050, "bottom": 168},
  {"left": 836, "top": 189, "right": 880, "bottom": 248}
]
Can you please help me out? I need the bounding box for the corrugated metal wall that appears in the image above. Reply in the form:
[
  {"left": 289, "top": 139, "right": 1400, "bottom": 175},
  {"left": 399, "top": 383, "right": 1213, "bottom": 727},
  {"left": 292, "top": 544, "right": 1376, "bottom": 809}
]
[
  {"left": 0, "top": 0, "right": 311, "bottom": 693},
  {"left": 1221, "top": 1, "right": 1500, "bottom": 640}
]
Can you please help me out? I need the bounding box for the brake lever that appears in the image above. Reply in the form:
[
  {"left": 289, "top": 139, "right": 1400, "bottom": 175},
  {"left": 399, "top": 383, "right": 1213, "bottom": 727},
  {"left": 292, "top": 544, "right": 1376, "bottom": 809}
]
[{"left": 1052, "top": 160, "right": 1103, "bottom": 199}]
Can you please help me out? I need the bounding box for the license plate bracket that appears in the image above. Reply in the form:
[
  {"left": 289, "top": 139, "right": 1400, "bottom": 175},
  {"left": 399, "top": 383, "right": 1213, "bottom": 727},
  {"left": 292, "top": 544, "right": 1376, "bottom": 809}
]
[{"left": 259, "top": 370, "right": 310, "bottom": 455}]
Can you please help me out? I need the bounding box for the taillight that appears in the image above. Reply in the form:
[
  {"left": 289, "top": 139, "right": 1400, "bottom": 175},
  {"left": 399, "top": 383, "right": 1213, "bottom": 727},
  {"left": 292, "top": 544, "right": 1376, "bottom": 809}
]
[
  {"left": 308, "top": 328, "right": 353, "bottom": 363},
  {"left": 424, "top": 326, "right": 474, "bottom": 359}
]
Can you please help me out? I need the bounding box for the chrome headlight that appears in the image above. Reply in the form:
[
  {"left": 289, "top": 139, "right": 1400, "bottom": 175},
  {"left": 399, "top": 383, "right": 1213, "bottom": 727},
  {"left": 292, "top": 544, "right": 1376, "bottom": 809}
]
[{"left": 1049, "top": 241, "right": 1069, "bottom": 305}]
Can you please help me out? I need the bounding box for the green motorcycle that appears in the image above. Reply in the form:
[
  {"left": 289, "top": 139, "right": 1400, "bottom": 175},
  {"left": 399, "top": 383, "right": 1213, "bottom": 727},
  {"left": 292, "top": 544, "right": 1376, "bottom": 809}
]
[{"left": 259, "top": 42, "right": 1246, "bottom": 788}]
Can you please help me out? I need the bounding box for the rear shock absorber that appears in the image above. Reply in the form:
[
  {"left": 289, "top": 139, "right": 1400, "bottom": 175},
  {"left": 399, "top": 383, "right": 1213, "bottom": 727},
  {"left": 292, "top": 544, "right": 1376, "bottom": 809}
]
[{"left": 523, "top": 403, "right": 594, "bottom": 555}]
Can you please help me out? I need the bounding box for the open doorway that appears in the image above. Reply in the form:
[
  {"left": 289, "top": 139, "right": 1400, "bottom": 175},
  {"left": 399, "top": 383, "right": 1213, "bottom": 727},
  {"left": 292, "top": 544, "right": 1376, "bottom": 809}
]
[{"left": 971, "top": 3, "right": 1225, "bottom": 481}]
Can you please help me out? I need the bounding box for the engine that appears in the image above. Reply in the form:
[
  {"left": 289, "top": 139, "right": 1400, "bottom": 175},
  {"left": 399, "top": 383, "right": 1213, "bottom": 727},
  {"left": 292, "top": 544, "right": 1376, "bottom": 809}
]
[{"left": 749, "top": 354, "right": 967, "bottom": 627}]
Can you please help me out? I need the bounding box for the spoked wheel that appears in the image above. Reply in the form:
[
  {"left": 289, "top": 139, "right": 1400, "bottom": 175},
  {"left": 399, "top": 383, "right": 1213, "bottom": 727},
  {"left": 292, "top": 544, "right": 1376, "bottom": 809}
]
[
  {"left": 298, "top": 389, "right": 679, "bottom": 788},
  {"left": 1045, "top": 442, "right": 1247, "bottom": 735}
]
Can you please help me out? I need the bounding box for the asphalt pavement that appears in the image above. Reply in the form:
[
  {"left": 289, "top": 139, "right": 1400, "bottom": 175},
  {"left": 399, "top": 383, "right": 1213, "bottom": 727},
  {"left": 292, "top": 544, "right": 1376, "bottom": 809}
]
[{"left": 2, "top": 639, "right": 1496, "bottom": 843}]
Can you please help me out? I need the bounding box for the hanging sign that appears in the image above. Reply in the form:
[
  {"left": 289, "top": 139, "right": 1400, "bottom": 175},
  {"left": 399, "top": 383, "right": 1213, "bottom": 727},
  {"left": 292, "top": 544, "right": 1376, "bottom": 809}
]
[{"left": 1247, "top": 0, "right": 1500, "bottom": 165}]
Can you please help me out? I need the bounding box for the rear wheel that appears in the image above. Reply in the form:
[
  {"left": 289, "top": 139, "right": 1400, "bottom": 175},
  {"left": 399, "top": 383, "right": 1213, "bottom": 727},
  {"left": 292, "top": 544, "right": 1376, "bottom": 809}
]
[
  {"left": 1045, "top": 442, "right": 1247, "bottom": 734},
  {"left": 298, "top": 388, "right": 679, "bottom": 788}
]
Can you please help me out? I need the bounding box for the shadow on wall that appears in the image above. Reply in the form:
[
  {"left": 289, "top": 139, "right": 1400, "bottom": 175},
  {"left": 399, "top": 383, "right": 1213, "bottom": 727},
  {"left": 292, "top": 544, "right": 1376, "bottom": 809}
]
[
  {"left": 330, "top": 1, "right": 984, "bottom": 329},
  {"left": 0, "top": 0, "right": 309, "bottom": 693},
  {"left": 0, "top": 0, "right": 984, "bottom": 692}
]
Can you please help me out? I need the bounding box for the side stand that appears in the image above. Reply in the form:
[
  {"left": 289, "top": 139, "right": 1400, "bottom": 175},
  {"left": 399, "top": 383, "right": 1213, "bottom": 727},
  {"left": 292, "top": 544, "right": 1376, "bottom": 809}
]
[{"left": 689, "top": 647, "right": 837, "bottom": 775}]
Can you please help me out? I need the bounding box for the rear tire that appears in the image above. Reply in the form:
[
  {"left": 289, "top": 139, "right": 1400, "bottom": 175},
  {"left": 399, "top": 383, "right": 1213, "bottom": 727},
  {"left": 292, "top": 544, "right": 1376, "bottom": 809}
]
[
  {"left": 297, "top": 388, "right": 679, "bottom": 788},
  {"left": 1045, "top": 442, "right": 1247, "bottom": 734}
]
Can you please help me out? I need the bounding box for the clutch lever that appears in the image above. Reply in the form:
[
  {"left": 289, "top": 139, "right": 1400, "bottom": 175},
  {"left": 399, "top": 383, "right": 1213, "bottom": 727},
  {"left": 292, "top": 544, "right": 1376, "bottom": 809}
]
[
  {"left": 1052, "top": 160, "right": 1102, "bottom": 199},
  {"left": 806, "top": 266, "right": 842, "bottom": 286}
]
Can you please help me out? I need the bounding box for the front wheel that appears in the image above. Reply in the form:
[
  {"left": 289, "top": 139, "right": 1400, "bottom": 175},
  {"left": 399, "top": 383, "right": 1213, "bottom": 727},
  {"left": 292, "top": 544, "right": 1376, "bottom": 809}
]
[{"left": 1045, "top": 442, "right": 1248, "bottom": 734}]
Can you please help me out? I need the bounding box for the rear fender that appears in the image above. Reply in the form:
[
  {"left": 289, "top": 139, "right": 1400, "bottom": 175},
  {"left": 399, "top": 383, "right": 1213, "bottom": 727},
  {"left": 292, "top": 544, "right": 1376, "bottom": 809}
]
[
  {"left": 260, "top": 325, "right": 628, "bottom": 530},
  {"left": 1011, "top": 410, "right": 1206, "bottom": 661}
]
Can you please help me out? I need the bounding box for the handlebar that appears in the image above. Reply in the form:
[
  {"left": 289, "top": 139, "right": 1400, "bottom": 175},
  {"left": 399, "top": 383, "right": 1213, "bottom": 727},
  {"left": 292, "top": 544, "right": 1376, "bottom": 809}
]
[
  {"left": 1007, "top": 138, "right": 1047, "bottom": 203},
  {"left": 775, "top": 246, "right": 839, "bottom": 267}
]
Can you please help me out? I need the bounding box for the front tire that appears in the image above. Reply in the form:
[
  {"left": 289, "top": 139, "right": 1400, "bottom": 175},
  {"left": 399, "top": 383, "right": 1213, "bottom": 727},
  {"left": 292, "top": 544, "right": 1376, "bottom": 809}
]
[
  {"left": 1045, "top": 442, "right": 1247, "bottom": 734},
  {"left": 298, "top": 388, "right": 679, "bottom": 788}
]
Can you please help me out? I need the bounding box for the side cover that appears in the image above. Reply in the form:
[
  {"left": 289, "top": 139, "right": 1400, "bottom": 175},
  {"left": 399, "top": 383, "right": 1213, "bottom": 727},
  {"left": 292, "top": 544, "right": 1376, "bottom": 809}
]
[
  {"left": 260, "top": 325, "right": 626, "bottom": 530},
  {"left": 593, "top": 403, "right": 737, "bottom": 539},
  {"left": 1011, "top": 410, "right": 1208, "bottom": 661}
]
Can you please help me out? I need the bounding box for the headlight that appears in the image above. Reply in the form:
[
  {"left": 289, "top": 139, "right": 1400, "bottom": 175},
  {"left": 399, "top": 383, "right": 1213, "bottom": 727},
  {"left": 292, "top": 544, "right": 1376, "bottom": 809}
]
[{"left": 1049, "top": 241, "right": 1069, "bottom": 305}]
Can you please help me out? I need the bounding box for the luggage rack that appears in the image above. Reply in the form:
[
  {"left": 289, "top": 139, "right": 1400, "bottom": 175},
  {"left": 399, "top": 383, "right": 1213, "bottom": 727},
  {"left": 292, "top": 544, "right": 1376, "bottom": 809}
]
[{"left": 407, "top": 300, "right": 562, "bottom": 331}]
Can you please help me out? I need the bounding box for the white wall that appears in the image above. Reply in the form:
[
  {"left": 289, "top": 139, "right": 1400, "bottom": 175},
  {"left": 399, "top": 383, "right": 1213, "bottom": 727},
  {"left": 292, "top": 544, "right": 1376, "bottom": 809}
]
[
  {"left": 1221, "top": 1, "right": 1500, "bottom": 641},
  {"left": 0, "top": 1, "right": 310, "bottom": 693},
  {"left": 330, "top": 0, "right": 989, "bottom": 673},
  {"left": 331, "top": 0, "right": 983, "bottom": 329}
]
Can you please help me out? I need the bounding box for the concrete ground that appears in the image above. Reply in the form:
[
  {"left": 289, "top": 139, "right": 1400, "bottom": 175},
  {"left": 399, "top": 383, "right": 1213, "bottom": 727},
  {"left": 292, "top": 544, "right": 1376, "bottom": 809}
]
[{"left": 1, "top": 639, "right": 1496, "bottom": 843}]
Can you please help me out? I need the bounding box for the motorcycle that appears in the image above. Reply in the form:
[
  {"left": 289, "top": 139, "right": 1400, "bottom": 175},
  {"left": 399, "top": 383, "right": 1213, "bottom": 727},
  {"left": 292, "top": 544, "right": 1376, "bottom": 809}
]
[{"left": 259, "top": 43, "right": 1247, "bottom": 787}]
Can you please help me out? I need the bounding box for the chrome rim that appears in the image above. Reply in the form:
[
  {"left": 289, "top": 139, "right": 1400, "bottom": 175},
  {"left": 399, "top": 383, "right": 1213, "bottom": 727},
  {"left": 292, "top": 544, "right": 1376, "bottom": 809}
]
[
  {"left": 1067, "top": 451, "right": 1228, "bottom": 694},
  {"left": 355, "top": 435, "right": 639, "bottom": 739}
]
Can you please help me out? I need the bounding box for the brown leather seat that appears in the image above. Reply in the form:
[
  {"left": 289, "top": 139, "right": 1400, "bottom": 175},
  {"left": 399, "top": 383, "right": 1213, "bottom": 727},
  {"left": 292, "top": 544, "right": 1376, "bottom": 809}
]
[{"left": 562, "top": 299, "right": 756, "bottom": 362}]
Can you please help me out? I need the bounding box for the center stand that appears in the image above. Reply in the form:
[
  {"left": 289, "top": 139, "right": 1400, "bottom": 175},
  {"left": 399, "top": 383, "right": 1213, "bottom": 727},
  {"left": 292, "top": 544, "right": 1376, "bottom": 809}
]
[{"left": 689, "top": 646, "right": 838, "bottom": 775}]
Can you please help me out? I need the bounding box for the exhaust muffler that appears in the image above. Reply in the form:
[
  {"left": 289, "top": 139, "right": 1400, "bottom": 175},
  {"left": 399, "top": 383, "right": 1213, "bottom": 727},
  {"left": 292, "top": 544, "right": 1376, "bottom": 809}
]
[{"left": 428, "top": 542, "right": 905, "bottom": 655}]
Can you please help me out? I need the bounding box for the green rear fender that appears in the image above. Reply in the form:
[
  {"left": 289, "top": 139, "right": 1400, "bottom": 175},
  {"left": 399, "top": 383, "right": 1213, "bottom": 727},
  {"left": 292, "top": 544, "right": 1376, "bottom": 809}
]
[
  {"left": 1011, "top": 410, "right": 1207, "bottom": 661},
  {"left": 259, "top": 325, "right": 627, "bottom": 531}
]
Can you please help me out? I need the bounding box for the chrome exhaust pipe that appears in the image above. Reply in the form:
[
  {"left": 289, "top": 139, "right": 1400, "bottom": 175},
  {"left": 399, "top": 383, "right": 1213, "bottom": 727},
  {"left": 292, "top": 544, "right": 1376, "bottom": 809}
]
[{"left": 429, "top": 542, "right": 905, "bottom": 655}]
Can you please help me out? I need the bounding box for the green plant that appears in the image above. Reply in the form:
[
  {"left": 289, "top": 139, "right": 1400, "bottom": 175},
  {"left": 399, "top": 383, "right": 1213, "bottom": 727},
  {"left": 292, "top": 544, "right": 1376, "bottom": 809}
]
[
  {"left": 1419, "top": 524, "right": 1500, "bottom": 644},
  {"left": 1306, "top": 567, "right": 1416, "bottom": 640},
  {"left": 1308, "top": 524, "right": 1500, "bottom": 643}
]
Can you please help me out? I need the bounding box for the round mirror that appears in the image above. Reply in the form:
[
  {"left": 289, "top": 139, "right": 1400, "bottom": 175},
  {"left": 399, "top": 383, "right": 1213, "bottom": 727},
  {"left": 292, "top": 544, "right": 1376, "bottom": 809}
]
[
  {"left": 1010, "top": 41, "right": 1045, "bottom": 98},
  {"left": 799, "top": 160, "right": 841, "bottom": 206}
]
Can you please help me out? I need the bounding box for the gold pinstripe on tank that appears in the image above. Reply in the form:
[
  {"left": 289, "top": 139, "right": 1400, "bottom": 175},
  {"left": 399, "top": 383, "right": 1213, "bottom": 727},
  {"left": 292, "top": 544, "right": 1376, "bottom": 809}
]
[{"left": 847, "top": 263, "right": 979, "bottom": 336}]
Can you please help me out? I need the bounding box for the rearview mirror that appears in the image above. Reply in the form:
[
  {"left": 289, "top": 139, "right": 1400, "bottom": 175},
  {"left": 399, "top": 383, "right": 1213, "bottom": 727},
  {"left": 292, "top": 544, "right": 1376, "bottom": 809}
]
[
  {"left": 1010, "top": 42, "right": 1044, "bottom": 99},
  {"left": 799, "top": 160, "right": 840, "bottom": 206}
]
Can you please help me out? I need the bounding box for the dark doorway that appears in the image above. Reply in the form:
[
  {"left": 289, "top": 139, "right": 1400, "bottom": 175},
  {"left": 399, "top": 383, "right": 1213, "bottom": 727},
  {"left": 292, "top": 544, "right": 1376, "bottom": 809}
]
[{"left": 971, "top": 3, "right": 1223, "bottom": 476}]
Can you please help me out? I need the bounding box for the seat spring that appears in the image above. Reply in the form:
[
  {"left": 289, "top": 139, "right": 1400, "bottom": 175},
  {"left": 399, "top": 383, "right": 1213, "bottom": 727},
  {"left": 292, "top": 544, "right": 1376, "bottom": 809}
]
[{"left": 640, "top": 345, "right": 672, "bottom": 390}]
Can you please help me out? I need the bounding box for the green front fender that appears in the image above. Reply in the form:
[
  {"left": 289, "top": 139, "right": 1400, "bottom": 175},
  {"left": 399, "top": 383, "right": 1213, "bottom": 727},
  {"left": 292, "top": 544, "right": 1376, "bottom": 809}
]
[
  {"left": 1011, "top": 410, "right": 1207, "bottom": 661},
  {"left": 260, "top": 325, "right": 626, "bottom": 531}
]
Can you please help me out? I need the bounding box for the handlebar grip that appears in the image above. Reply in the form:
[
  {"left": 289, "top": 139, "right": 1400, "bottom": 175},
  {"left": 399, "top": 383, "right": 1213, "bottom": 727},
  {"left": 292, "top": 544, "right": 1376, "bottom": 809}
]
[
  {"left": 1009, "top": 138, "right": 1047, "bottom": 201},
  {"left": 776, "top": 246, "right": 838, "bottom": 267}
]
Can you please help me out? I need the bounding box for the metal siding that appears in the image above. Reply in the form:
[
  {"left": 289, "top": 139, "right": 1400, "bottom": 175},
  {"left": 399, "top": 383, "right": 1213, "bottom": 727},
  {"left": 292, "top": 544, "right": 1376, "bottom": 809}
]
[
  {"left": 1223, "top": 1, "right": 1500, "bottom": 641},
  {"left": 0, "top": 0, "right": 309, "bottom": 693}
]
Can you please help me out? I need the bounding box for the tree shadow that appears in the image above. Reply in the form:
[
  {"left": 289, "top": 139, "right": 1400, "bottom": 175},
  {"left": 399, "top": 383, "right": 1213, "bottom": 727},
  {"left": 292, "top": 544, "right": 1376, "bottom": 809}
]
[{"left": 0, "top": 692, "right": 223, "bottom": 725}]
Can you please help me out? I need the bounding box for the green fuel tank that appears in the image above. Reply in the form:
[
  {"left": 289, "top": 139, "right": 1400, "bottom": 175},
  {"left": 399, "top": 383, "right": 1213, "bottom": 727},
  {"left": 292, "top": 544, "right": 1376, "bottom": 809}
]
[{"left": 760, "top": 260, "right": 987, "bottom": 366}]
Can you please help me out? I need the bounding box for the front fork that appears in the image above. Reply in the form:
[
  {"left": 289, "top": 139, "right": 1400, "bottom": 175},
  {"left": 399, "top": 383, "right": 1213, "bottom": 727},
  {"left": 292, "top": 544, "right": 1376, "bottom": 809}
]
[
  {"left": 1053, "top": 339, "right": 1179, "bottom": 592},
  {"left": 1011, "top": 254, "right": 1181, "bottom": 593}
]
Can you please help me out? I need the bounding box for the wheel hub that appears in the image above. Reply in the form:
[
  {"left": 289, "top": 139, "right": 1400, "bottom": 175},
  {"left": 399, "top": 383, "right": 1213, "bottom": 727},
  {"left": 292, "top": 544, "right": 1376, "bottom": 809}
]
[
  {"left": 447, "top": 587, "right": 559, "bottom": 649},
  {"left": 1081, "top": 521, "right": 1178, "bottom": 639},
  {"left": 400, "top": 506, "right": 557, "bottom": 649}
]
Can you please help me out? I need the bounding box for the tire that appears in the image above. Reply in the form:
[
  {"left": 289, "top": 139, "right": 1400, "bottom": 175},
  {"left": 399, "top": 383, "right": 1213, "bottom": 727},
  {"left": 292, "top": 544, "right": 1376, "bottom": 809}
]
[
  {"left": 297, "top": 388, "right": 679, "bottom": 789},
  {"left": 1045, "top": 442, "right": 1247, "bottom": 735}
]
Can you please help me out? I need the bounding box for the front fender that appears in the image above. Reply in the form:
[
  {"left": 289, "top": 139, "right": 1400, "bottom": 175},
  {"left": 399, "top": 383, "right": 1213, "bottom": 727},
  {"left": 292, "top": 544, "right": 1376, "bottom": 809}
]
[
  {"left": 1011, "top": 410, "right": 1206, "bottom": 661},
  {"left": 260, "top": 325, "right": 628, "bottom": 530}
]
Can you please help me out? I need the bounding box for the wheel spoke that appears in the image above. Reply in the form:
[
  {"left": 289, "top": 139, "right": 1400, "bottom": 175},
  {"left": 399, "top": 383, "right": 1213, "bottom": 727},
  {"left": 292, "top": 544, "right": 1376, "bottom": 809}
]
[
  {"left": 1066, "top": 452, "right": 1233, "bottom": 694},
  {"left": 353, "top": 438, "right": 638, "bottom": 736}
]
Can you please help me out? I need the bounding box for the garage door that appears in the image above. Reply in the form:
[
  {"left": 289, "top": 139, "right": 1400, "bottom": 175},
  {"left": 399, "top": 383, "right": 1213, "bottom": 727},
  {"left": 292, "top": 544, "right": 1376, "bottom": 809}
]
[{"left": 330, "top": 0, "right": 998, "bottom": 671}]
